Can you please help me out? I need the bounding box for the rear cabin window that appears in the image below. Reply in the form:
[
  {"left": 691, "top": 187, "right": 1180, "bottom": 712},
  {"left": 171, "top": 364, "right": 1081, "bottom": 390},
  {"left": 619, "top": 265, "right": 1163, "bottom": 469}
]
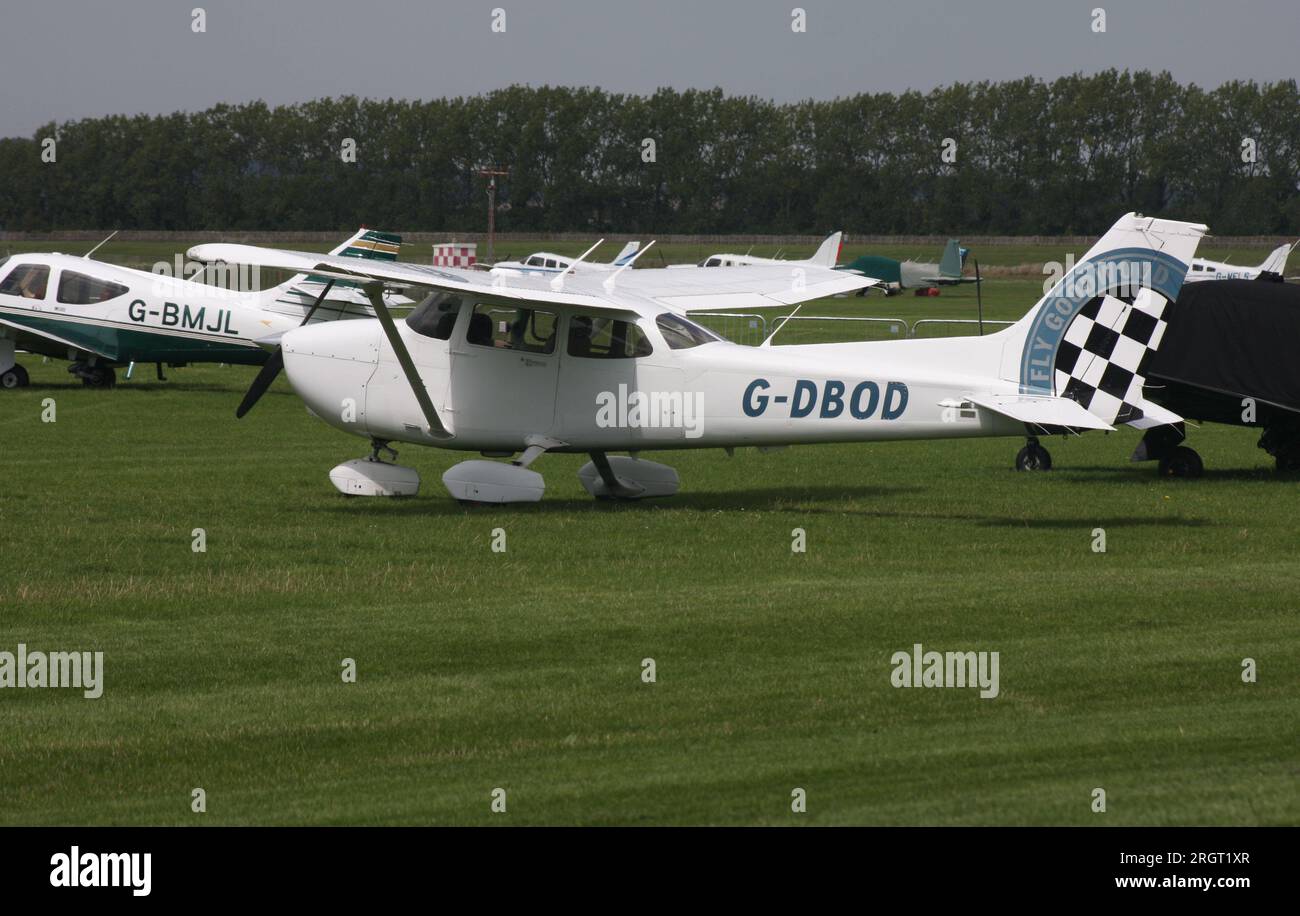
[
  {"left": 0, "top": 264, "right": 50, "bottom": 300},
  {"left": 467, "top": 303, "right": 557, "bottom": 354},
  {"left": 567, "top": 316, "right": 653, "bottom": 359},
  {"left": 56, "top": 270, "right": 129, "bottom": 305},
  {"left": 406, "top": 292, "right": 462, "bottom": 340},
  {"left": 655, "top": 313, "right": 718, "bottom": 350}
]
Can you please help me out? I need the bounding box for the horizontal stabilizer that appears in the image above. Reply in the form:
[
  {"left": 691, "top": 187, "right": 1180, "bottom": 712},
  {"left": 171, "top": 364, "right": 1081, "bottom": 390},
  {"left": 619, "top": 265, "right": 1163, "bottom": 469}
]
[
  {"left": 1125, "top": 401, "right": 1183, "bottom": 430},
  {"left": 966, "top": 393, "right": 1115, "bottom": 431}
]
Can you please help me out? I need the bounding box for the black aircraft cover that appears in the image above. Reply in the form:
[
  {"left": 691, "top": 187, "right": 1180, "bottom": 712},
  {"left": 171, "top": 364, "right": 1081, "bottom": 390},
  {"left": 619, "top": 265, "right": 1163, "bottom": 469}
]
[{"left": 1147, "top": 279, "right": 1300, "bottom": 419}]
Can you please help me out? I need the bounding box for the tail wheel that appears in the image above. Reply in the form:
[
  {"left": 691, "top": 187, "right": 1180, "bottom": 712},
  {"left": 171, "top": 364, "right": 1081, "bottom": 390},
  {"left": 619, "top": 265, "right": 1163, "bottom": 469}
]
[
  {"left": 1158, "top": 445, "right": 1203, "bottom": 478},
  {"left": 1, "top": 365, "right": 29, "bottom": 389},
  {"left": 1015, "top": 443, "right": 1052, "bottom": 471}
]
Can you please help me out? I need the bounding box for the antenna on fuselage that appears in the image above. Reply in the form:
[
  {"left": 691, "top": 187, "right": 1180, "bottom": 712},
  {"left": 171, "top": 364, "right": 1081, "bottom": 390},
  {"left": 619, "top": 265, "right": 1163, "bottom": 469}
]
[
  {"left": 83, "top": 230, "right": 119, "bottom": 260},
  {"left": 550, "top": 238, "right": 604, "bottom": 292},
  {"left": 602, "top": 240, "right": 656, "bottom": 292}
]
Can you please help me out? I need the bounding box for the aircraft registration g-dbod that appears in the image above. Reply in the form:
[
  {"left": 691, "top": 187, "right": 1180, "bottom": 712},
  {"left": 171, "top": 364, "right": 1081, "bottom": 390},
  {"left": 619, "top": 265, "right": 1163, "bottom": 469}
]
[
  {"left": 188, "top": 212, "right": 1206, "bottom": 504},
  {"left": 0, "top": 229, "right": 403, "bottom": 390}
]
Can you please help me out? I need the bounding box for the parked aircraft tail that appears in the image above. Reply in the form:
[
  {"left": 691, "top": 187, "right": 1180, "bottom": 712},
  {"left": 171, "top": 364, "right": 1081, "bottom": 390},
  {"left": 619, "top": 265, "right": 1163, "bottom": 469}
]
[
  {"left": 998, "top": 213, "right": 1206, "bottom": 428},
  {"left": 810, "top": 232, "right": 843, "bottom": 268},
  {"left": 938, "top": 239, "right": 964, "bottom": 278},
  {"left": 610, "top": 241, "right": 641, "bottom": 266},
  {"left": 1258, "top": 241, "right": 1294, "bottom": 275},
  {"left": 261, "top": 228, "right": 405, "bottom": 320}
]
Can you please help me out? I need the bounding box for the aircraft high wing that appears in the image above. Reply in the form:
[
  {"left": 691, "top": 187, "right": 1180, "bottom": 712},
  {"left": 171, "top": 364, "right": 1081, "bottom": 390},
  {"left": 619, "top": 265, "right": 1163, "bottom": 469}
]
[{"left": 185, "top": 242, "right": 879, "bottom": 315}]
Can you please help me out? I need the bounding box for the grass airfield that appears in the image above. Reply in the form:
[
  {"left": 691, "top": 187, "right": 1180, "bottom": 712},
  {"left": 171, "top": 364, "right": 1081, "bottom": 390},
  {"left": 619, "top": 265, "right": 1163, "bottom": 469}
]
[{"left": 0, "top": 253, "right": 1297, "bottom": 826}]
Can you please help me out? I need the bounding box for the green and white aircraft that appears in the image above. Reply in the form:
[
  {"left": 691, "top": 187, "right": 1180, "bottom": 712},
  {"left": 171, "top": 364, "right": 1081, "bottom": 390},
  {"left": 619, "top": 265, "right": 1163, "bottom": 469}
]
[
  {"left": 839, "top": 238, "right": 979, "bottom": 296},
  {"left": 0, "top": 229, "right": 402, "bottom": 390}
]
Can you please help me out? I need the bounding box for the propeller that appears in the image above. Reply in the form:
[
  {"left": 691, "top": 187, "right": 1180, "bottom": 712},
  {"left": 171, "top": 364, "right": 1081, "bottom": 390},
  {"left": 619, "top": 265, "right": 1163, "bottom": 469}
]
[
  {"left": 236, "top": 279, "right": 335, "bottom": 418},
  {"left": 974, "top": 258, "right": 984, "bottom": 336}
]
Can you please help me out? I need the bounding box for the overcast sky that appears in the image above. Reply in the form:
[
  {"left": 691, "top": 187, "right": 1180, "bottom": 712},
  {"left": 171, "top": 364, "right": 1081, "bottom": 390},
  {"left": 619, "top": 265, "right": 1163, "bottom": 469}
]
[{"left": 1, "top": 0, "right": 1297, "bottom": 138}]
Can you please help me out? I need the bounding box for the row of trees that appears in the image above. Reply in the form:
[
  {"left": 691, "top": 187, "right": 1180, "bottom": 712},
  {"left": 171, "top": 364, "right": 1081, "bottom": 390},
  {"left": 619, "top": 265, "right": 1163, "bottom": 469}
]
[{"left": 1, "top": 72, "right": 1297, "bottom": 235}]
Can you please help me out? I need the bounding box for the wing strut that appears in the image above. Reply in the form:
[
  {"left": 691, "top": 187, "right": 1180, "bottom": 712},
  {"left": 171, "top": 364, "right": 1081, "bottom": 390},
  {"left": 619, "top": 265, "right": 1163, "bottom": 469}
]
[{"left": 364, "top": 282, "right": 453, "bottom": 440}]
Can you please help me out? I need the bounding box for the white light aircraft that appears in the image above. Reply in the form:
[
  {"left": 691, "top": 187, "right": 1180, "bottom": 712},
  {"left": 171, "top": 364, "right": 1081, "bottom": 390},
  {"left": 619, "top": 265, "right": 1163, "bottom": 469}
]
[
  {"left": 0, "top": 229, "right": 403, "bottom": 390},
  {"left": 693, "top": 232, "right": 842, "bottom": 268},
  {"left": 187, "top": 213, "right": 1205, "bottom": 503},
  {"left": 1184, "top": 241, "right": 1294, "bottom": 282},
  {"left": 491, "top": 241, "right": 641, "bottom": 277}
]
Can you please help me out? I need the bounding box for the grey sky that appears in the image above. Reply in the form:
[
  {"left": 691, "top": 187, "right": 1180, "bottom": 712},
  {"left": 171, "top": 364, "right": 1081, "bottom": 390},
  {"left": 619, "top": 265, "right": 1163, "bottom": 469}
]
[{"left": 1, "top": 0, "right": 1296, "bottom": 138}]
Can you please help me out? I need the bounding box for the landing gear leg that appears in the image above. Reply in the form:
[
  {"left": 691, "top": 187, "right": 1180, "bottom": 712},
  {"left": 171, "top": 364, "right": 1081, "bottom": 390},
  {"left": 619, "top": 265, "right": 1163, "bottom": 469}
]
[
  {"left": 1015, "top": 436, "right": 1052, "bottom": 471},
  {"left": 368, "top": 438, "right": 398, "bottom": 463}
]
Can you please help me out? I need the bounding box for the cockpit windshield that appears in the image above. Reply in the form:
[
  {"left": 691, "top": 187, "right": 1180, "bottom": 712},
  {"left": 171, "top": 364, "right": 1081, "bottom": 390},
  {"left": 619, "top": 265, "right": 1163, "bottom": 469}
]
[
  {"left": 655, "top": 313, "right": 720, "bottom": 349},
  {"left": 405, "top": 291, "right": 463, "bottom": 340}
]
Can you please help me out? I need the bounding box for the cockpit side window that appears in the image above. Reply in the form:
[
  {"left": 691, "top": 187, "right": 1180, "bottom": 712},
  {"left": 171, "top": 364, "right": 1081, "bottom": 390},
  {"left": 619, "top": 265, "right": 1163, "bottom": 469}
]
[
  {"left": 655, "top": 313, "right": 719, "bottom": 350},
  {"left": 56, "top": 269, "right": 130, "bottom": 305},
  {"left": 468, "top": 303, "right": 557, "bottom": 354},
  {"left": 405, "top": 291, "right": 463, "bottom": 340},
  {"left": 0, "top": 264, "right": 50, "bottom": 300},
  {"left": 567, "top": 315, "right": 653, "bottom": 359},
  {"left": 526, "top": 256, "right": 545, "bottom": 267}
]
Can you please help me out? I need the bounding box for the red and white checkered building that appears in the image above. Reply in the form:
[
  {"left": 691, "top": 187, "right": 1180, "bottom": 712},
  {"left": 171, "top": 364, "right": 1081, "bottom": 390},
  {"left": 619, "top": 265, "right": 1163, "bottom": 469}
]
[{"left": 432, "top": 243, "right": 477, "bottom": 268}]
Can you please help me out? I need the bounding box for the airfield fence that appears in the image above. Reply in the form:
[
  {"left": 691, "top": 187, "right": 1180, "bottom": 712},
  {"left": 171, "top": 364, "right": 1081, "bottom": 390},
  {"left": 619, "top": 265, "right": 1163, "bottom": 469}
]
[{"left": 692, "top": 313, "right": 1014, "bottom": 346}]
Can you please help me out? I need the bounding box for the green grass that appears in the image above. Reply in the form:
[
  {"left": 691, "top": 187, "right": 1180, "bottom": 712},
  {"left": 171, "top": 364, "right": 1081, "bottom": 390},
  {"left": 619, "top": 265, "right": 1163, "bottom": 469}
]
[{"left": 1, "top": 342, "right": 1297, "bottom": 825}]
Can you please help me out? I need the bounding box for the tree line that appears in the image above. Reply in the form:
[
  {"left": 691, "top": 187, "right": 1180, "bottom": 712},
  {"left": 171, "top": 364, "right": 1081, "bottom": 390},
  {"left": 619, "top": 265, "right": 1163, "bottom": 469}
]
[{"left": 1, "top": 71, "right": 1297, "bottom": 236}]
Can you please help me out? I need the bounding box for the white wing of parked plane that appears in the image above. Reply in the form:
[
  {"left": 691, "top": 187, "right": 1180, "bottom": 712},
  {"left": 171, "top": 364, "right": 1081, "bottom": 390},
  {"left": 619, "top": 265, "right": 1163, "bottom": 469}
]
[{"left": 185, "top": 243, "right": 877, "bottom": 315}]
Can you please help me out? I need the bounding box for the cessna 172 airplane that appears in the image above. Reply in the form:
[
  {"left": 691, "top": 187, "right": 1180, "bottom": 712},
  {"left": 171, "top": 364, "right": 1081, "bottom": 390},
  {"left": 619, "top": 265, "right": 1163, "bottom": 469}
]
[
  {"left": 839, "top": 239, "right": 978, "bottom": 296},
  {"left": 693, "top": 232, "right": 842, "bottom": 269},
  {"left": 491, "top": 241, "right": 641, "bottom": 277},
  {"left": 0, "top": 229, "right": 401, "bottom": 389},
  {"left": 1183, "top": 240, "right": 1294, "bottom": 282},
  {"left": 189, "top": 212, "right": 1205, "bottom": 503}
]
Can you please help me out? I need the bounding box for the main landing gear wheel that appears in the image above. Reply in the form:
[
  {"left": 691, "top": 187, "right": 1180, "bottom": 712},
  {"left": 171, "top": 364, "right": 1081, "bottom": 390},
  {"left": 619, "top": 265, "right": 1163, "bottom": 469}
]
[
  {"left": 80, "top": 366, "right": 117, "bottom": 388},
  {"left": 1015, "top": 438, "right": 1052, "bottom": 471},
  {"left": 1158, "top": 445, "right": 1203, "bottom": 478},
  {"left": 1276, "top": 451, "right": 1300, "bottom": 474},
  {"left": 0, "top": 364, "right": 29, "bottom": 389}
]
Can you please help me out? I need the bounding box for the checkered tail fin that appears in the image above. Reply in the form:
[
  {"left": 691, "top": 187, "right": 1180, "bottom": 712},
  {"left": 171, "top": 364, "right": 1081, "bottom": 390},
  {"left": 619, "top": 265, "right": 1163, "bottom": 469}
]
[{"left": 1007, "top": 213, "right": 1208, "bottom": 428}]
